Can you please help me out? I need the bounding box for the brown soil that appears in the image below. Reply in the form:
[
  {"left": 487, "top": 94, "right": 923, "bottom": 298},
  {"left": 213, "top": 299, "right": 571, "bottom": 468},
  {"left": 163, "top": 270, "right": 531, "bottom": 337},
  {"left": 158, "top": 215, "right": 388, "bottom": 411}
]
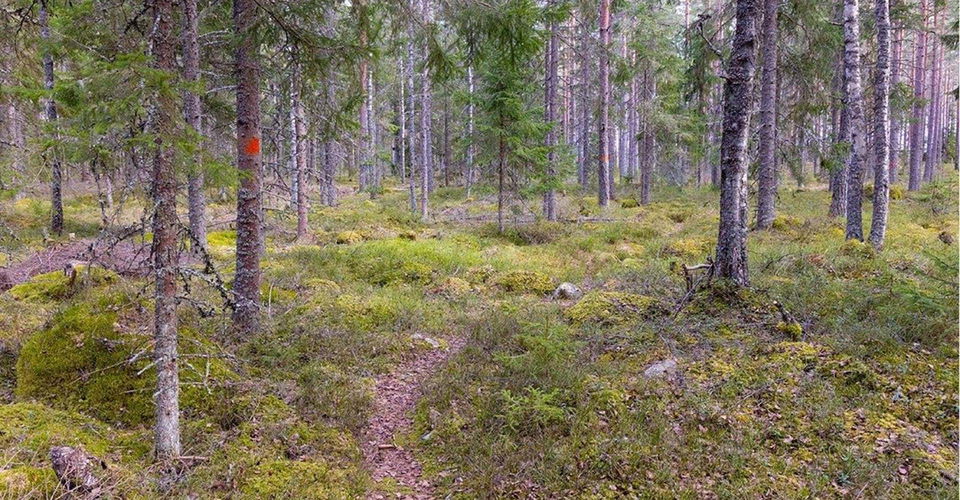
[{"left": 362, "top": 336, "right": 466, "bottom": 499}]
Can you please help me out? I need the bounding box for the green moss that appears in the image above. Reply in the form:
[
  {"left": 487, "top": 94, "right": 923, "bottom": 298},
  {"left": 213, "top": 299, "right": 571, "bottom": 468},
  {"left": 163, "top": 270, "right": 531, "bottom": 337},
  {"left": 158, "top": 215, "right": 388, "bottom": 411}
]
[
  {"left": 240, "top": 460, "right": 359, "bottom": 498},
  {"left": 620, "top": 198, "right": 639, "bottom": 209},
  {"left": 8, "top": 266, "right": 118, "bottom": 303},
  {"left": 493, "top": 270, "right": 555, "bottom": 295},
  {"left": 15, "top": 294, "right": 235, "bottom": 426},
  {"left": 663, "top": 238, "right": 710, "bottom": 259},
  {"left": 335, "top": 230, "right": 364, "bottom": 244},
  {"left": 303, "top": 278, "right": 342, "bottom": 295},
  {"left": 0, "top": 466, "right": 58, "bottom": 497},
  {"left": 775, "top": 321, "right": 803, "bottom": 340},
  {"left": 771, "top": 215, "right": 804, "bottom": 232},
  {"left": 207, "top": 230, "right": 237, "bottom": 247},
  {"left": 839, "top": 239, "right": 876, "bottom": 258},
  {"left": 464, "top": 265, "right": 496, "bottom": 284},
  {"left": 563, "top": 291, "right": 658, "bottom": 325}
]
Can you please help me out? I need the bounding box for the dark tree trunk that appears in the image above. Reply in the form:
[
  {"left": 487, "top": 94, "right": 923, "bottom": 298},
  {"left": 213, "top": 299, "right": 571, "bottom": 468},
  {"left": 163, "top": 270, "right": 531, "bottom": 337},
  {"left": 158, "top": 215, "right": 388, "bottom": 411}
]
[
  {"left": 869, "top": 0, "right": 891, "bottom": 248},
  {"left": 183, "top": 0, "right": 206, "bottom": 250},
  {"left": 292, "top": 60, "right": 308, "bottom": 239},
  {"left": 149, "top": 0, "right": 180, "bottom": 461},
  {"left": 715, "top": 0, "right": 759, "bottom": 287},
  {"left": 842, "top": 0, "right": 867, "bottom": 240},
  {"left": 755, "top": 0, "right": 778, "bottom": 229},
  {"left": 922, "top": 8, "right": 942, "bottom": 182},
  {"left": 497, "top": 133, "right": 505, "bottom": 233},
  {"left": 465, "top": 65, "right": 475, "bottom": 197},
  {"left": 597, "top": 0, "right": 611, "bottom": 207},
  {"left": 40, "top": 3, "right": 63, "bottom": 236},
  {"left": 232, "top": 0, "right": 263, "bottom": 336},
  {"left": 887, "top": 6, "right": 902, "bottom": 184}
]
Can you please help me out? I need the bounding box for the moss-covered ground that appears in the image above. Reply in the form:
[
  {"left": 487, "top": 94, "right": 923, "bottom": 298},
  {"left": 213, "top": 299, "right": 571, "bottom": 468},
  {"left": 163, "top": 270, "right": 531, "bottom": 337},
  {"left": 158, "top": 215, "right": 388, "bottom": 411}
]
[{"left": 0, "top": 175, "right": 956, "bottom": 498}]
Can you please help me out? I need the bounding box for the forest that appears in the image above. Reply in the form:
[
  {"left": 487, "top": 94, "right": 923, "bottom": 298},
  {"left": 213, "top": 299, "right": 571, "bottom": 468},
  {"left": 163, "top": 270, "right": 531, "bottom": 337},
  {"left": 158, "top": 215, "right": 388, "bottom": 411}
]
[{"left": 0, "top": 0, "right": 957, "bottom": 497}]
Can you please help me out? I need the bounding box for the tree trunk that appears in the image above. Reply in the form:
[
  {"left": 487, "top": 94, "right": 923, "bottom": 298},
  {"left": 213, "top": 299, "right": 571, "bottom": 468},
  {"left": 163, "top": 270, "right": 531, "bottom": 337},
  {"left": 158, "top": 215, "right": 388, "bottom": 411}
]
[
  {"left": 715, "top": 0, "right": 759, "bottom": 287},
  {"left": 40, "top": 3, "right": 63, "bottom": 236},
  {"left": 640, "top": 66, "right": 655, "bottom": 205},
  {"left": 498, "top": 133, "right": 505, "bottom": 233},
  {"left": 869, "top": 0, "right": 891, "bottom": 248},
  {"left": 149, "top": 0, "right": 181, "bottom": 461},
  {"left": 465, "top": 65, "right": 475, "bottom": 197},
  {"left": 907, "top": 0, "right": 926, "bottom": 191},
  {"left": 232, "top": 0, "right": 263, "bottom": 336},
  {"left": 597, "top": 0, "right": 611, "bottom": 207},
  {"left": 543, "top": 1, "right": 558, "bottom": 221},
  {"left": 842, "top": 0, "right": 867, "bottom": 240},
  {"left": 755, "top": 0, "right": 778, "bottom": 229},
  {"left": 183, "top": 0, "right": 206, "bottom": 250},
  {"left": 887, "top": 12, "right": 902, "bottom": 184},
  {"left": 406, "top": 34, "right": 418, "bottom": 213},
  {"left": 291, "top": 60, "right": 308, "bottom": 239},
  {"left": 922, "top": 8, "right": 942, "bottom": 182}
]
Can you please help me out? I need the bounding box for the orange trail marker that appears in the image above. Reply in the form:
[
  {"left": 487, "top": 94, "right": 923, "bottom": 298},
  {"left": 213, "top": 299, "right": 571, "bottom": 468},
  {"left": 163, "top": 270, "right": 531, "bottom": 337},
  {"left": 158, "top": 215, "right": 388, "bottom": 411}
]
[{"left": 243, "top": 136, "right": 261, "bottom": 155}]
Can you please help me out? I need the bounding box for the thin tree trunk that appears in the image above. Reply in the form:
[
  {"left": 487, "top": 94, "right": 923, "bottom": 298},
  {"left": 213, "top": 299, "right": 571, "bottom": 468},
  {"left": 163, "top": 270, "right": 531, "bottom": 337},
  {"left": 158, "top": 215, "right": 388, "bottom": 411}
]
[
  {"left": 149, "top": 0, "right": 180, "bottom": 462},
  {"left": 465, "top": 65, "right": 475, "bottom": 197},
  {"left": 232, "top": 0, "right": 263, "bottom": 336},
  {"left": 887, "top": 12, "right": 902, "bottom": 184},
  {"left": 292, "top": 60, "right": 308, "bottom": 239},
  {"left": 869, "top": 0, "right": 891, "bottom": 248},
  {"left": 715, "top": 0, "right": 759, "bottom": 287},
  {"left": 543, "top": 1, "right": 558, "bottom": 221},
  {"left": 923, "top": 8, "right": 942, "bottom": 182},
  {"left": 183, "top": 0, "right": 206, "bottom": 250},
  {"left": 755, "top": 0, "right": 778, "bottom": 229},
  {"left": 40, "top": 3, "right": 63, "bottom": 236},
  {"left": 907, "top": 0, "right": 927, "bottom": 191},
  {"left": 498, "top": 133, "right": 505, "bottom": 233},
  {"left": 406, "top": 34, "right": 418, "bottom": 213},
  {"left": 640, "top": 66, "right": 655, "bottom": 205},
  {"left": 597, "top": 0, "right": 611, "bottom": 207},
  {"left": 842, "top": 0, "right": 868, "bottom": 240}
]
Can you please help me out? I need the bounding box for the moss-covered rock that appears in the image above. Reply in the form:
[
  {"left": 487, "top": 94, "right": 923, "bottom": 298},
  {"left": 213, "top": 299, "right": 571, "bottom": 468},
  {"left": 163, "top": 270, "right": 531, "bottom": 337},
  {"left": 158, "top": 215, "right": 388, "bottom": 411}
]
[
  {"left": 8, "top": 266, "right": 118, "bottom": 303},
  {"left": 15, "top": 293, "right": 235, "bottom": 426},
  {"left": 563, "top": 291, "right": 658, "bottom": 325},
  {"left": 493, "top": 270, "right": 555, "bottom": 295}
]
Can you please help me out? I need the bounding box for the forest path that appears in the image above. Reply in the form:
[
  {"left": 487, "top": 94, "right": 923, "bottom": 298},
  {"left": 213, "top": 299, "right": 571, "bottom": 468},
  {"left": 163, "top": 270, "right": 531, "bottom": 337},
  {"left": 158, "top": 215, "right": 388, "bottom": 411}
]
[
  {"left": 362, "top": 335, "right": 467, "bottom": 499},
  {"left": 0, "top": 237, "right": 152, "bottom": 290}
]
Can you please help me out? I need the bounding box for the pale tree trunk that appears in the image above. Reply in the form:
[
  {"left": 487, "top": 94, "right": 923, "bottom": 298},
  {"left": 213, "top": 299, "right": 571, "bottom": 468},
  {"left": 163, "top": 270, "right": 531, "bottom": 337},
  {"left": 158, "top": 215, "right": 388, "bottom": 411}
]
[
  {"left": 465, "top": 65, "right": 475, "bottom": 197},
  {"left": 149, "top": 0, "right": 180, "bottom": 462},
  {"left": 627, "top": 50, "right": 638, "bottom": 183},
  {"left": 291, "top": 60, "right": 308, "bottom": 239},
  {"left": 358, "top": 0, "right": 373, "bottom": 193},
  {"left": 755, "top": 0, "right": 778, "bottom": 229},
  {"left": 640, "top": 66, "right": 655, "bottom": 205},
  {"left": 869, "top": 0, "right": 891, "bottom": 248},
  {"left": 922, "top": 9, "right": 942, "bottom": 182},
  {"left": 543, "top": 0, "right": 558, "bottom": 221},
  {"left": 907, "top": 0, "right": 927, "bottom": 191},
  {"left": 715, "top": 0, "right": 759, "bottom": 287},
  {"left": 842, "top": 0, "right": 868, "bottom": 240},
  {"left": 183, "top": 0, "right": 206, "bottom": 250},
  {"left": 887, "top": 11, "right": 902, "bottom": 184},
  {"left": 398, "top": 57, "right": 407, "bottom": 185},
  {"left": 233, "top": 0, "right": 262, "bottom": 336},
  {"left": 597, "top": 0, "right": 611, "bottom": 207},
  {"left": 40, "top": 2, "right": 63, "bottom": 236},
  {"left": 406, "top": 34, "right": 418, "bottom": 213}
]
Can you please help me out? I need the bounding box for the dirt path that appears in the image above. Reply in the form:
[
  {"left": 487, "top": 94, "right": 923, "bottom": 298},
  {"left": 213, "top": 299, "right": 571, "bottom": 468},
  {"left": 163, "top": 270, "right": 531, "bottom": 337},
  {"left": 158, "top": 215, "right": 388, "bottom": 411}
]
[
  {"left": 362, "top": 335, "right": 466, "bottom": 499},
  {"left": 0, "top": 238, "right": 153, "bottom": 290}
]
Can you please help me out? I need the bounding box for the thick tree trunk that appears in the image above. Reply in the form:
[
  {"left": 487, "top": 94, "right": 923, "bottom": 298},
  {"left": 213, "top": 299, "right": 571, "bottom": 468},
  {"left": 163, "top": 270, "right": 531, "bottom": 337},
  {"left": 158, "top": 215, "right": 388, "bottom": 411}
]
[
  {"left": 149, "top": 0, "right": 180, "bottom": 461},
  {"left": 183, "top": 0, "right": 206, "bottom": 250},
  {"left": 842, "top": 0, "right": 868, "bottom": 240},
  {"left": 907, "top": 0, "right": 927, "bottom": 191},
  {"left": 755, "top": 0, "right": 778, "bottom": 229},
  {"left": 543, "top": 3, "right": 558, "bottom": 221},
  {"left": 232, "top": 0, "right": 263, "bottom": 336},
  {"left": 869, "top": 0, "right": 891, "bottom": 248},
  {"left": 715, "top": 0, "right": 759, "bottom": 287},
  {"left": 40, "top": 3, "right": 63, "bottom": 236},
  {"left": 597, "top": 0, "right": 611, "bottom": 207}
]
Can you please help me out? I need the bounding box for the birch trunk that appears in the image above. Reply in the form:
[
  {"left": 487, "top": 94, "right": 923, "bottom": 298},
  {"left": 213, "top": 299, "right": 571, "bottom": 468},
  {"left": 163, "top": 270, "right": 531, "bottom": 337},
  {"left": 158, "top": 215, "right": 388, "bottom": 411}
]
[
  {"left": 597, "top": 0, "right": 611, "bottom": 207},
  {"left": 907, "top": 0, "right": 927, "bottom": 191},
  {"left": 842, "top": 0, "right": 868, "bottom": 240},
  {"left": 755, "top": 0, "right": 778, "bottom": 229},
  {"left": 869, "top": 0, "right": 891, "bottom": 248}
]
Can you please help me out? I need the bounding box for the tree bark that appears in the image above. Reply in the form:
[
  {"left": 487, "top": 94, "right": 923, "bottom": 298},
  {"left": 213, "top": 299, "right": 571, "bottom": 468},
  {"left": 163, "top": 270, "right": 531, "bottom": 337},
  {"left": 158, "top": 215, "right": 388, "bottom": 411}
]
[
  {"left": 543, "top": 1, "right": 559, "bottom": 221},
  {"left": 907, "top": 0, "right": 926, "bottom": 191},
  {"left": 149, "top": 0, "right": 180, "bottom": 461},
  {"left": 597, "top": 0, "right": 611, "bottom": 207},
  {"left": 40, "top": 3, "right": 63, "bottom": 236},
  {"left": 406, "top": 33, "right": 418, "bottom": 212},
  {"left": 887, "top": 11, "right": 902, "bottom": 184},
  {"left": 183, "top": 0, "right": 206, "bottom": 251},
  {"left": 465, "top": 65, "right": 475, "bottom": 197},
  {"left": 922, "top": 7, "right": 942, "bottom": 182},
  {"left": 869, "top": 0, "right": 891, "bottom": 248},
  {"left": 842, "top": 0, "right": 868, "bottom": 240},
  {"left": 232, "top": 0, "right": 262, "bottom": 336},
  {"left": 291, "top": 60, "right": 308, "bottom": 239},
  {"left": 755, "top": 0, "right": 778, "bottom": 229},
  {"left": 715, "top": 0, "right": 759, "bottom": 287}
]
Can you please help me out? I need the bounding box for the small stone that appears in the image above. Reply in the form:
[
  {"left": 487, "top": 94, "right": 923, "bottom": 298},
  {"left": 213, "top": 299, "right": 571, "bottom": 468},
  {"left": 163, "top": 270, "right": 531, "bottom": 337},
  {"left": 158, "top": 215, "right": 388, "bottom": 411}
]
[
  {"left": 411, "top": 333, "right": 441, "bottom": 349},
  {"left": 552, "top": 282, "right": 582, "bottom": 300},
  {"left": 643, "top": 359, "right": 678, "bottom": 379}
]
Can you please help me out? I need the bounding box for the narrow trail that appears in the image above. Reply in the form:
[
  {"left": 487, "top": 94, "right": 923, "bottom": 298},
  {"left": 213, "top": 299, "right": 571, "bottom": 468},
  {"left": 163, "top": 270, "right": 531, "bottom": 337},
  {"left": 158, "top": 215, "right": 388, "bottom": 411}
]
[
  {"left": 362, "top": 335, "right": 466, "bottom": 499},
  {"left": 0, "top": 238, "right": 152, "bottom": 290}
]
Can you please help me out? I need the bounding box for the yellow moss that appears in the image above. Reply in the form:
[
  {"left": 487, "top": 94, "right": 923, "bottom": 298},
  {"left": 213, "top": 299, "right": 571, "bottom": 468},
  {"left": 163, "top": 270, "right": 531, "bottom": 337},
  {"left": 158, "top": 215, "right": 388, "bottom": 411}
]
[
  {"left": 663, "top": 238, "right": 709, "bottom": 259},
  {"left": 771, "top": 215, "right": 804, "bottom": 231},
  {"left": 0, "top": 466, "right": 58, "bottom": 497},
  {"left": 775, "top": 321, "right": 803, "bottom": 340},
  {"left": 563, "top": 291, "right": 658, "bottom": 325},
  {"left": 493, "top": 270, "right": 555, "bottom": 295},
  {"left": 207, "top": 230, "right": 237, "bottom": 247},
  {"left": 863, "top": 184, "right": 905, "bottom": 201},
  {"left": 303, "top": 278, "right": 342, "bottom": 295},
  {"left": 839, "top": 239, "right": 876, "bottom": 258},
  {"left": 620, "top": 198, "right": 639, "bottom": 209},
  {"left": 335, "top": 231, "right": 364, "bottom": 245},
  {"left": 8, "top": 266, "right": 118, "bottom": 303},
  {"left": 433, "top": 276, "right": 472, "bottom": 298}
]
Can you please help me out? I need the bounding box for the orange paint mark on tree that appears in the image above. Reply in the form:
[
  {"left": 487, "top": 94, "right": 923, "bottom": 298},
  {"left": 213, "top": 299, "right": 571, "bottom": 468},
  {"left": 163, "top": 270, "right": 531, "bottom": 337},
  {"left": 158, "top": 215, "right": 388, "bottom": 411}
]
[{"left": 244, "top": 136, "right": 261, "bottom": 155}]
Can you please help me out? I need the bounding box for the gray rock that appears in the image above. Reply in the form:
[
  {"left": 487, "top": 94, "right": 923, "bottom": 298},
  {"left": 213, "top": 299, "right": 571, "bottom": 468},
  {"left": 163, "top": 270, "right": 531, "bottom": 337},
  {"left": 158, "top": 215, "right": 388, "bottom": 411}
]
[
  {"left": 411, "top": 333, "right": 441, "bottom": 349},
  {"left": 552, "top": 282, "right": 583, "bottom": 300},
  {"left": 643, "top": 359, "right": 678, "bottom": 379}
]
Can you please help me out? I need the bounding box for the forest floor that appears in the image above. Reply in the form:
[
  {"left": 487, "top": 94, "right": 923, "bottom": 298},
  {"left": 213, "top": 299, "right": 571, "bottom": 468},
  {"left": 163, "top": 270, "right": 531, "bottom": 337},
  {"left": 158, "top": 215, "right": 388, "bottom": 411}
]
[{"left": 0, "top": 174, "right": 957, "bottom": 498}]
